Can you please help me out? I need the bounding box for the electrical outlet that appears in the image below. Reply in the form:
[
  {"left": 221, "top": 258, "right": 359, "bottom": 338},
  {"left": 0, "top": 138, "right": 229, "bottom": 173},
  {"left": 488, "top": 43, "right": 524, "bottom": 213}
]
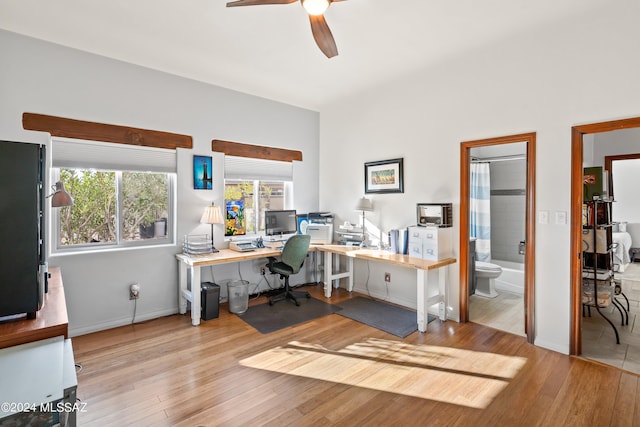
[
  {"left": 129, "top": 283, "right": 140, "bottom": 300},
  {"left": 384, "top": 272, "right": 391, "bottom": 283}
]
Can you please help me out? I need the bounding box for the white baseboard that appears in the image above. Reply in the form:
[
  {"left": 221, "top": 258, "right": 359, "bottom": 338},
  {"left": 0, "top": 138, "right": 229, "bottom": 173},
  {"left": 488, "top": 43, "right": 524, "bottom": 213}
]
[{"left": 69, "top": 307, "right": 179, "bottom": 337}]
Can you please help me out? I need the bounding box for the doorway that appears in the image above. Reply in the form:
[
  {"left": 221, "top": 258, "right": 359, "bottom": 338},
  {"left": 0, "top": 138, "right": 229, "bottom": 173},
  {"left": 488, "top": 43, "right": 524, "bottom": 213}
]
[
  {"left": 570, "top": 116, "right": 640, "bottom": 356},
  {"left": 460, "top": 133, "right": 536, "bottom": 343}
]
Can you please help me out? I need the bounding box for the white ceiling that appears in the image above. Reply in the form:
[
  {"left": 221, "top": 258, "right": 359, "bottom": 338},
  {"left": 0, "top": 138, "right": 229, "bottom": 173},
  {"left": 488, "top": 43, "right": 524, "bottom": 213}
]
[{"left": 0, "top": 0, "right": 607, "bottom": 111}]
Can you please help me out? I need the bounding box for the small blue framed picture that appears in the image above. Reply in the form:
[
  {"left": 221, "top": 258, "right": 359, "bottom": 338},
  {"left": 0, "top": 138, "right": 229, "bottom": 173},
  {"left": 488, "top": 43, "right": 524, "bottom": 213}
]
[{"left": 194, "top": 155, "right": 212, "bottom": 190}]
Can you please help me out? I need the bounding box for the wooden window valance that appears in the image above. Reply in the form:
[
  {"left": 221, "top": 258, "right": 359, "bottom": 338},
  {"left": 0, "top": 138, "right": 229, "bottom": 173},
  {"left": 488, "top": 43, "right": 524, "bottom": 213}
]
[
  {"left": 211, "top": 139, "right": 302, "bottom": 162},
  {"left": 22, "top": 113, "right": 192, "bottom": 150}
]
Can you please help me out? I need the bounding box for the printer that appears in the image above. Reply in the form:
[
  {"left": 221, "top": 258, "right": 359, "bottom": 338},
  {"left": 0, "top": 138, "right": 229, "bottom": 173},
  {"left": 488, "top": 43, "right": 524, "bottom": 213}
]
[{"left": 305, "top": 212, "right": 334, "bottom": 244}]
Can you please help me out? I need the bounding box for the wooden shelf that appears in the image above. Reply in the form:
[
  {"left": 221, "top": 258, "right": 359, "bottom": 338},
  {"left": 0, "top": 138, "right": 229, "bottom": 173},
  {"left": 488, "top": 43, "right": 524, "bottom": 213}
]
[{"left": 0, "top": 267, "right": 68, "bottom": 349}]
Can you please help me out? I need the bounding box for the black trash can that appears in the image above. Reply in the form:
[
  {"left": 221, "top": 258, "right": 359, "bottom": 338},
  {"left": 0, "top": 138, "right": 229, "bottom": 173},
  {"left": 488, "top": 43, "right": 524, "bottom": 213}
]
[{"left": 201, "top": 282, "right": 220, "bottom": 320}]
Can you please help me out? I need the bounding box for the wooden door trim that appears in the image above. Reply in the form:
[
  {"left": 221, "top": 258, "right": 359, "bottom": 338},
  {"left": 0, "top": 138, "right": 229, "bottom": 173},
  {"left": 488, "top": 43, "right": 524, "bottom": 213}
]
[
  {"left": 460, "top": 132, "right": 536, "bottom": 344},
  {"left": 570, "top": 117, "right": 640, "bottom": 355},
  {"left": 22, "top": 113, "right": 192, "bottom": 150}
]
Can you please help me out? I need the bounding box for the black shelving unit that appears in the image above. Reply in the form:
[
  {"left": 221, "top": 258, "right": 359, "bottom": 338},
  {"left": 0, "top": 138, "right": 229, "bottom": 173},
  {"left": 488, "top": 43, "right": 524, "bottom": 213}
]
[{"left": 582, "top": 199, "right": 630, "bottom": 344}]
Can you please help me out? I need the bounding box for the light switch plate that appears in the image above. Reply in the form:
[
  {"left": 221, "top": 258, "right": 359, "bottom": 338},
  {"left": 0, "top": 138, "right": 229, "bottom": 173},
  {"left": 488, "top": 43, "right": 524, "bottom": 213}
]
[
  {"left": 538, "top": 210, "right": 549, "bottom": 224},
  {"left": 555, "top": 211, "right": 567, "bottom": 225}
]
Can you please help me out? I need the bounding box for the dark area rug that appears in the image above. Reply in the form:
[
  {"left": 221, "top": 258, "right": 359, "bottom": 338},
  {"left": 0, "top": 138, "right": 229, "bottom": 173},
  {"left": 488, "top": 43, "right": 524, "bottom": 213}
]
[
  {"left": 336, "top": 296, "right": 436, "bottom": 338},
  {"left": 238, "top": 296, "right": 341, "bottom": 334}
]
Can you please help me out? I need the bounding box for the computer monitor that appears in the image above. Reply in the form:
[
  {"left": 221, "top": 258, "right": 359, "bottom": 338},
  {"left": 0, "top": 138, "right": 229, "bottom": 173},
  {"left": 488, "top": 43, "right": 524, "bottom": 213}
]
[{"left": 265, "top": 210, "right": 297, "bottom": 237}]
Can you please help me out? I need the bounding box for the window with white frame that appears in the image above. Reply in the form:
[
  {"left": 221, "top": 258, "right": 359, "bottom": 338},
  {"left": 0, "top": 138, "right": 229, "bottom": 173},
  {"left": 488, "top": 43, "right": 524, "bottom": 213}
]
[
  {"left": 224, "top": 156, "right": 293, "bottom": 237},
  {"left": 51, "top": 138, "right": 176, "bottom": 251}
]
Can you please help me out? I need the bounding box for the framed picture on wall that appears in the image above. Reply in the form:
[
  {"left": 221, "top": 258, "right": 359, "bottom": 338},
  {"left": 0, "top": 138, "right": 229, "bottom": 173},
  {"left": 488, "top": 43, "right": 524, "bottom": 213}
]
[
  {"left": 296, "top": 214, "right": 309, "bottom": 234},
  {"left": 365, "top": 158, "right": 404, "bottom": 194},
  {"left": 225, "top": 200, "right": 245, "bottom": 236},
  {"left": 193, "top": 155, "right": 213, "bottom": 190}
]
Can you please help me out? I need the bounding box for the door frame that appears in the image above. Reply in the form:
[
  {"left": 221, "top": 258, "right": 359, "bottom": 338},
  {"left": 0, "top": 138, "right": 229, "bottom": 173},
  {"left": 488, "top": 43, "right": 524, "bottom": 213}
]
[
  {"left": 460, "top": 132, "right": 536, "bottom": 343},
  {"left": 570, "top": 116, "right": 640, "bottom": 355}
]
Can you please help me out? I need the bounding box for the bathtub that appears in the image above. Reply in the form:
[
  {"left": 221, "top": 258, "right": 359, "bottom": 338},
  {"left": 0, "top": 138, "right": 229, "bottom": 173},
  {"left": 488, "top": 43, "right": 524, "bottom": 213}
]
[{"left": 492, "top": 259, "right": 524, "bottom": 295}]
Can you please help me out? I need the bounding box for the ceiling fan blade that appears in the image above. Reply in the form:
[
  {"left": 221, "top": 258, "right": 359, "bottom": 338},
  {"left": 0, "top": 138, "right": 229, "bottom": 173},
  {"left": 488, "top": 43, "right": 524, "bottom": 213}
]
[
  {"left": 309, "top": 14, "right": 338, "bottom": 58},
  {"left": 226, "top": 0, "right": 296, "bottom": 7}
]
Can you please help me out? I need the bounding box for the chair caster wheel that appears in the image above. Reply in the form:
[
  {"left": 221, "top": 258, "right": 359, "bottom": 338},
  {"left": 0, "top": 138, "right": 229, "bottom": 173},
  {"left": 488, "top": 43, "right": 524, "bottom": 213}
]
[{"left": 269, "top": 300, "right": 274, "bottom": 306}]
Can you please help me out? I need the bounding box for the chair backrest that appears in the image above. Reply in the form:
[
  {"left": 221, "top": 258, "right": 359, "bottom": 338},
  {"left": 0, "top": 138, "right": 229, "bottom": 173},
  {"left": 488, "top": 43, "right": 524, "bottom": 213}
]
[{"left": 280, "top": 234, "right": 311, "bottom": 274}]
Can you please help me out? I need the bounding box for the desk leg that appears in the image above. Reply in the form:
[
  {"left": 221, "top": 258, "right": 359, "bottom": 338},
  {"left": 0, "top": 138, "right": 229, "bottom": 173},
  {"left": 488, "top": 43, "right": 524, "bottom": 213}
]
[
  {"left": 324, "top": 251, "right": 333, "bottom": 298},
  {"left": 178, "top": 260, "right": 188, "bottom": 315},
  {"left": 438, "top": 266, "right": 447, "bottom": 322},
  {"left": 190, "top": 266, "right": 201, "bottom": 326},
  {"left": 416, "top": 269, "right": 428, "bottom": 332},
  {"left": 333, "top": 253, "right": 341, "bottom": 289},
  {"left": 346, "top": 256, "right": 354, "bottom": 292}
]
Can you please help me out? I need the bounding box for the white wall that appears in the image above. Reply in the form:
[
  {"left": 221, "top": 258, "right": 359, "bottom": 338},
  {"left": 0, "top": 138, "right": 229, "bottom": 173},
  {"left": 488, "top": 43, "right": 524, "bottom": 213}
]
[
  {"left": 319, "top": 2, "right": 640, "bottom": 354},
  {"left": 0, "top": 30, "right": 320, "bottom": 336},
  {"left": 610, "top": 159, "right": 640, "bottom": 224}
]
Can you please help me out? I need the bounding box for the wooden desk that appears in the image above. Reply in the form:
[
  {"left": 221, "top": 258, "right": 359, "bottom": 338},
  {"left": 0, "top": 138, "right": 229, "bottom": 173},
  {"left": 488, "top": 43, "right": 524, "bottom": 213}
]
[
  {"left": 176, "top": 248, "right": 281, "bottom": 326},
  {"left": 0, "top": 267, "right": 69, "bottom": 349},
  {"left": 177, "top": 246, "right": 455, "bottom": 332},
  {"left": 346, "top": 250, "right": 456, "bottom": 332}
]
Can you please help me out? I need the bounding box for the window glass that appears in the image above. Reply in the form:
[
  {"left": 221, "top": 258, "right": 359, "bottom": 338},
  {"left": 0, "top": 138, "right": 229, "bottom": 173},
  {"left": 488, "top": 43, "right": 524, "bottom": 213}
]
[
  {"left": 58, "top": 169, "right": 116, "bottom": 245},
  {"left": 121, "top": 172, "right": 169, "bottom": 241},
  {"left": 53, "top": 168, "right": 173, "bottom": 250},
  {"left": 224, "top": 180, "right": 287, "bottom": 236}
]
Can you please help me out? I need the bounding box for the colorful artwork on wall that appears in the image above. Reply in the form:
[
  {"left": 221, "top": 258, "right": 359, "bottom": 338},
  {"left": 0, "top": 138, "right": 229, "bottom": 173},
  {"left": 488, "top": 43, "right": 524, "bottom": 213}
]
[{"left": 225, "top": 200, "right": 245, "bottom": 236}]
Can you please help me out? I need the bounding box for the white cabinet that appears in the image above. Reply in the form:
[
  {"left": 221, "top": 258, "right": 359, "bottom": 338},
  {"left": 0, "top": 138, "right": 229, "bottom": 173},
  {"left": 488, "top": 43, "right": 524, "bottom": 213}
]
[{"left": 408, "top": 226, "right": 453, "bottom": 261}]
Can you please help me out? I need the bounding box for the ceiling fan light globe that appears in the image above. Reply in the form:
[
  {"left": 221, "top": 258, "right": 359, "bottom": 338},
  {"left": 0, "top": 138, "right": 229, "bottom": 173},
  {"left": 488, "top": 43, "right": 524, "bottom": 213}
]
[{"left": 301, "top": 0, "right": 329, "bottom": 16}]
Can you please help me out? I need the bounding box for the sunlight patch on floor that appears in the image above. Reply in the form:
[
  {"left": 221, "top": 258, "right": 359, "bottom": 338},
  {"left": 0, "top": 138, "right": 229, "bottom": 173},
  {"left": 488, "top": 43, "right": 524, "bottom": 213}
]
[{"left": 239, "top": 338, "right": 527, "bottom": 409}]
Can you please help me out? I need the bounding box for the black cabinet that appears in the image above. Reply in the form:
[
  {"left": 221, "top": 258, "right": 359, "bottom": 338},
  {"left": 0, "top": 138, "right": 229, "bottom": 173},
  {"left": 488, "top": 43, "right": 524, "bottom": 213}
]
[{"left": 0, "top": 141, "right": 45, "bottom": 319}]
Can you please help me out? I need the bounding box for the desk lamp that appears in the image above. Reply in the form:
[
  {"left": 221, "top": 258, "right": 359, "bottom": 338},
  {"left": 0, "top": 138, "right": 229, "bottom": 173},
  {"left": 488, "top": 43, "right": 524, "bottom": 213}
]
[
  {"left": 200, "top": 203, "right": 224, "bottom": 253},
  {"left": 355, "top": 196, "right": 373, "bottom": 246},
  {"left": 49, "top": 181, "right": 74, "bottom": 207}
]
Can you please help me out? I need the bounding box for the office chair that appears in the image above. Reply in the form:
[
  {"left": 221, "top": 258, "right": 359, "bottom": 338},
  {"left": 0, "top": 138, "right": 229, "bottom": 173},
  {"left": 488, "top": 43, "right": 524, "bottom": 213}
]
[{"left": 267, "top": 234, "right": 311, "bottom": 306}]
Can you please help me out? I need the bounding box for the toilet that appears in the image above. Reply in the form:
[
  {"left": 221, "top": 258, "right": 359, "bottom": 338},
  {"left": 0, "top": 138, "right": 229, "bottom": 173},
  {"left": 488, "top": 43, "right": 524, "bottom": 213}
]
[{"left": 474, "top": 261, "right": 502, "bottom": 298}]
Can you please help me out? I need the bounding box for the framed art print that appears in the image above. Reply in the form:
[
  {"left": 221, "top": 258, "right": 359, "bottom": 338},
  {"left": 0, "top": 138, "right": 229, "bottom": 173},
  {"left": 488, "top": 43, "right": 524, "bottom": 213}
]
[
  {"left": 365, "top": 158, "right": 404, "bottom": 194},
  {"left": 225, "top": 200, "right": 246, "bottom": 236},
  {"left": 194, "top": 155, "right": 213, "bottom": 190}
]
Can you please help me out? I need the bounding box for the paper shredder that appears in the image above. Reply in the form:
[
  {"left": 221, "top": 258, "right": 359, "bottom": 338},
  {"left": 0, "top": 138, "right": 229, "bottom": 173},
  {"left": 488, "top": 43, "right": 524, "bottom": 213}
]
[{"left": 201, "top": 282, "right": 220, "bottom": 320}]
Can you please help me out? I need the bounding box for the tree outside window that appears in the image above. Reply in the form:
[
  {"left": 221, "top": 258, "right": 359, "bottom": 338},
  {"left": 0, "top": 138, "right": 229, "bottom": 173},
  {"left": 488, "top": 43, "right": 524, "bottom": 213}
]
[{"left": 55, "top": 168, "right": 172, "bottom": 248}]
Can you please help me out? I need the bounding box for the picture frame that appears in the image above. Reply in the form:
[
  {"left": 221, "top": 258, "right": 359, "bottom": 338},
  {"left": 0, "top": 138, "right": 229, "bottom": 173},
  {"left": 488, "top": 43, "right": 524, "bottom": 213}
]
[
  {"left": 225, "top": 200, "right": 245, "bottom": 236},
  {"left": 193, "top": 155, "right": 213, "bottom": 190},
  {"left": 296, "top": 214, "right": 309, "bottom": 234},
  {"left": 364, "top": 158, "right": 404, "bottom": 194}
]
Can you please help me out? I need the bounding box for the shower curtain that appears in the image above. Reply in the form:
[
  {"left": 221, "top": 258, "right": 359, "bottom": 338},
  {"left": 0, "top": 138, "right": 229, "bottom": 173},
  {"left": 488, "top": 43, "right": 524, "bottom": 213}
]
[{"left": 470, "top": 162, "right": 491, "bottom": 261}]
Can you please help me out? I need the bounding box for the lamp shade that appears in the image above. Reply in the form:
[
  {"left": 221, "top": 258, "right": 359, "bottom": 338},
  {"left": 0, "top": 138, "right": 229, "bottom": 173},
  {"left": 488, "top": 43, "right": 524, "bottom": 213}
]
[
  {"left": 51, "top": 181, "right": 73, "bottom": 207},
  {"left": 355, "top": 196, "right": 373, "bottom": 212},
  {"left": 200, "top": 204, "right": 224, "bottom": 225}
]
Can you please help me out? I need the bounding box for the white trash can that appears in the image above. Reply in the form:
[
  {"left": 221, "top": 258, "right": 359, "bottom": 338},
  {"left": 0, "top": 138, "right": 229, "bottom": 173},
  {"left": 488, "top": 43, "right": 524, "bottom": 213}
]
[{"left": 227, "top": 280, "right": 249, "bottom": 314}]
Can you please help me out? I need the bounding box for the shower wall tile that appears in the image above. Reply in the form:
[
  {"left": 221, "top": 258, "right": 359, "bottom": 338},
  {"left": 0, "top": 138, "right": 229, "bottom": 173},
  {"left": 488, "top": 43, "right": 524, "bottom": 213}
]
[{"left": 490, "top": 160, "right": 526, "bottom": 263}]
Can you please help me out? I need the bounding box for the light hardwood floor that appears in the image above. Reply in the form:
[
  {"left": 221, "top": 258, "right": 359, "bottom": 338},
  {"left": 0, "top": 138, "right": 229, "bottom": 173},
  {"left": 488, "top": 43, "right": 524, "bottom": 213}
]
[{"left": 72, "top": 284, "right": 640, "bottom": 426}]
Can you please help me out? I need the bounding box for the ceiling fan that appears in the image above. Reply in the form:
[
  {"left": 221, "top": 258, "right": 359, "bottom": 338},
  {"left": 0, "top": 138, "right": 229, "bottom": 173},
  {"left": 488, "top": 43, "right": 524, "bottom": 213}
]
[{"left": 226, "top": 0, "right": 345, "bottom": 58}]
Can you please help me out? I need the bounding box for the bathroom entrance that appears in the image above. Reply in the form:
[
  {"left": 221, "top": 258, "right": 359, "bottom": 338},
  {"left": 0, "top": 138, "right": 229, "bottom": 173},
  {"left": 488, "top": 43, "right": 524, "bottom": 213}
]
[{"left": 460, "top": 133, "right": 536, "bottom": 343}]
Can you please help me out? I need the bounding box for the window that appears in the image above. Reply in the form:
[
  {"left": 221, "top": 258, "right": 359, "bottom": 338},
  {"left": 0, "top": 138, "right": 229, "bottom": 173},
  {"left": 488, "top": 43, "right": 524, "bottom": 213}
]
[
  {"left": 224, "top": 156, "right": 293, "bottom": 237},
  {"left": 224, "top": 180, "right": 289, "bottom": 235},
  {"left": 51, "top": 138, "right": 176, "bottom": 252}
]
